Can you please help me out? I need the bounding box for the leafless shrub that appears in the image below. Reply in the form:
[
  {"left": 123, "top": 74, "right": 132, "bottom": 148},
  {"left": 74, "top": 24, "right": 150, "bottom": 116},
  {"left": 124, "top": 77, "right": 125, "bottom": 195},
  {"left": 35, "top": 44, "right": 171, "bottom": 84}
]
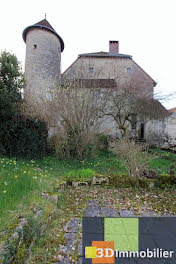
[
  {"left": 113, "top": 138, "right": 149, "bottom": 179},
  {"left": 22, "top": 80, "right": 105, "bottom": 159}
]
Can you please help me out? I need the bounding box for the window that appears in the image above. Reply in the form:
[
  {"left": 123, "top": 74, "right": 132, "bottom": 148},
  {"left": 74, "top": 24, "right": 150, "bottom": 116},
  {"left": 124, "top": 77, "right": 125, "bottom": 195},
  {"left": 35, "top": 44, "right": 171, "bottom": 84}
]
[
  {"left": 127, "top": 67, "right": 131, "bottom": 73},
  {"left": 33, "top": 44, "right": 37, "bottom": 49},
  {"left": 95, "top": 90, "right": 100, "bottom": 99},
  {"left": 89, "top": 67, "right": 94, "bottom": 73}
]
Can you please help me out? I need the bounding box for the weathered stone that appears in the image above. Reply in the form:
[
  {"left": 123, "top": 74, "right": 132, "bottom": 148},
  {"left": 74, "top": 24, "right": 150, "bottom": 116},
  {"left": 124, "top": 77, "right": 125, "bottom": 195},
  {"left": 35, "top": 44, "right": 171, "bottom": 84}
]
[
  {"left": 34, "top": 209, "right": 43, "bottom": 219},
  {"left": 119, "top": 210, "right": 134, "bottom": 217},
  {"left": 84, "top": 205, "right": 101, "bottom": 217},
  {"left": 85, "top": 200, "right": 101, "bottom": 217},
  {"left": 101, "top": 207, "right": 119, "bottom": 217},
  {"left": 64, "top": 233, "right": 76, "bottom": 251},
  {"left": 72, "top": 181, "right": 89, "bottom": 187},
  {"left": 58, "top": 256, "right": 71, "bottom": 264},
  {"left": 11, "top": 218, "right": 28, "bottom": 241},
  {"left": 64, "top": 218, "right": 79, "bottom": 233},
  {"left": 141, "top": 211, "right": 159, "bottom": 217},
  {"left": 78, "top": 241, "right": 82, "bottom": 255},
  {"left": 24, "top": 27, "right": 62, "bottom": 99},
  {"left": 92, "top": 176, "right": 109, "bottom": 185},
  {"left": 41, "top": 192, "right": 58, "bottom": 203}
]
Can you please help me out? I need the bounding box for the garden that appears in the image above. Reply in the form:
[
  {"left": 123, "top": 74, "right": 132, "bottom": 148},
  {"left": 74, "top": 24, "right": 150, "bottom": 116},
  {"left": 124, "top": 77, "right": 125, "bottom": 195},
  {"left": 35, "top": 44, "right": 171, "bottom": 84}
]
[
  {"left": 0, "top": 51, "right": 175, "bottom": 263},
  {"left": 0, "top": 148, "right": 176, "bottom": 263}
]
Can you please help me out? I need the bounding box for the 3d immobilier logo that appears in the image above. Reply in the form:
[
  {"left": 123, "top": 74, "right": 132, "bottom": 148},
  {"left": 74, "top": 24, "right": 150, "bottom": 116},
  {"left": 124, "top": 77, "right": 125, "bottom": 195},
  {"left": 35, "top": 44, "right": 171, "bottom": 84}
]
[{"left": 82, "top": 217, "right": 176, "bottom": 264}]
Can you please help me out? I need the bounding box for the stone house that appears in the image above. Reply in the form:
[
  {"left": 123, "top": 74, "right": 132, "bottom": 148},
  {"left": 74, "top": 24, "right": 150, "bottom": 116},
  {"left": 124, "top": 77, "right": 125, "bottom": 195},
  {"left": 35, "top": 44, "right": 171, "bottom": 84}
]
[
  {"left": 167, "top": 107, "right": 176, "bottom": 140},
  {"left": 22, "top": 18, "right": 169, "bottom": 140}
]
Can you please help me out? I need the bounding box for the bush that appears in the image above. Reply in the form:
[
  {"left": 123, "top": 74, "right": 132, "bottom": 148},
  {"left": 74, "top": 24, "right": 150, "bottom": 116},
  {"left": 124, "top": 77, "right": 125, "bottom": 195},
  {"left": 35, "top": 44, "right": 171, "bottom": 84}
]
[
  {"left": 96, "top": 133, "right": 110, "bottom": 151},
  {"left": 113, "top": 138, "right": 149, "bottom": 179},
  {"left": 49, "top": 125, "right": 97, "bottom": 159},
  {"left": 0, "top": 51, "right": 48, "bottom": 158},
  {"left": 0, "top": 116, "right": 48, "bottom": 158},
  {"left": 156, "top": 174, "right": 176, "bottom": 188},
  {"left": 110, "top": 173, "right": 135, "bottom": 188}
]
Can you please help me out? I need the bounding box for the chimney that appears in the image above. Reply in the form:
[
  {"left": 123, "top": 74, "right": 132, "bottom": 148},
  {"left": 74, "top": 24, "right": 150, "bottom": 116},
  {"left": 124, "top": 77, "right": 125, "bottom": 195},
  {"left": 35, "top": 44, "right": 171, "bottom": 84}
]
[{"left": 109, "top": 41, "right": 119, "bottom": 55}]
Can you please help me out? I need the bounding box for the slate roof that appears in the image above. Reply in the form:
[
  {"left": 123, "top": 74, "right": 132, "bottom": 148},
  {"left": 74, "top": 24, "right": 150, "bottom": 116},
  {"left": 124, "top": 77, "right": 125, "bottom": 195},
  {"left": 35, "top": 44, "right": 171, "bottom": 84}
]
[
  {"left": 22, "top": 19, "right": 64, "bottom": 52},
  {"left": 136, "top": 98, "right": 169, "bottom": 119},
  {"left": 35, "top": 19, "right": 55, "bottom": 30},
  {"left": 79, "top": 51, "right": 132, "bottom": 58}
]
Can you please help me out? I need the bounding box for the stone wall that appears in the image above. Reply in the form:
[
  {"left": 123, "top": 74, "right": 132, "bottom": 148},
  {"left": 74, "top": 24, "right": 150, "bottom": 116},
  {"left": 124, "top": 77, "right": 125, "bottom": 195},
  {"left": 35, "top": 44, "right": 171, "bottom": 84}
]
[
  {"left": 145, "top": 115, "right": 176, "bottom": 147},
  {"left": 24, "top": 28, "right": 61, "bottom": 99},
  {"left": 63, "top": 56, "right": 155, "bottom": 98}
]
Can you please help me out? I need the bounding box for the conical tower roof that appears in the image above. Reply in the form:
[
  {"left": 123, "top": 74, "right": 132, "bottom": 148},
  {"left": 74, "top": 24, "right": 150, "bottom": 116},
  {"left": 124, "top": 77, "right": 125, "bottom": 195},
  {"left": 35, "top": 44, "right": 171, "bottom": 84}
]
[{"left": 22, "top": 19, "right": 64, "bottom": 52}]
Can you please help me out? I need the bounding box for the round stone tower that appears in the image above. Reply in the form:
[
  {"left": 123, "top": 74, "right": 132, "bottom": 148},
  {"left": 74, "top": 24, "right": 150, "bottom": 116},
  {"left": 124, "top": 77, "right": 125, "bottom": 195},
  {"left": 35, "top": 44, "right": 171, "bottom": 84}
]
[{"left": 22, "top": 19, "right": 64, "bottom": 99}]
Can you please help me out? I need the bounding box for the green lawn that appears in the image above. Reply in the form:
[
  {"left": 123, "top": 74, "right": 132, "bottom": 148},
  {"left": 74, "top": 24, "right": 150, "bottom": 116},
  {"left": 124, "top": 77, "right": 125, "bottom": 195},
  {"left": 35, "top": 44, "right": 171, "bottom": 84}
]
[
  {"left": 148, "top": 148, "right": 176, "bottom": 174},
  {"left": 0, "top": 149, "right": 175, "bottom": 230}
]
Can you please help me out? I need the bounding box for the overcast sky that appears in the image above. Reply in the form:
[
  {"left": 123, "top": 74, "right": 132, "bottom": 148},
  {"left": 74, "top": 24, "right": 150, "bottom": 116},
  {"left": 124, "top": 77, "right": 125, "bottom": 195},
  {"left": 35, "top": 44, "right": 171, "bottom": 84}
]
[{"left": 0, "top": 0, "right": 175, "bottom": 109}]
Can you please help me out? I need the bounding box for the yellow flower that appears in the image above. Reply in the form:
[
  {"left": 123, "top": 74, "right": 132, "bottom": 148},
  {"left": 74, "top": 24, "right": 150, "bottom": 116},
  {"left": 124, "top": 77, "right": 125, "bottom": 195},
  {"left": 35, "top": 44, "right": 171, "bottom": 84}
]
[
  {"left": 2, "top": 165, "right": 5, "bottom": 168},
  {"left": 1, "top": 161, "right": 3, "bottom": 163},
  {"left": 15, "top": 175, "right": 18, "bottom": 178},
  {"left": 24, "top": 171, "right": 26, "bottom": 173},
  {"left": 3, "top": 190, "right": 7, "bottom": 193}
]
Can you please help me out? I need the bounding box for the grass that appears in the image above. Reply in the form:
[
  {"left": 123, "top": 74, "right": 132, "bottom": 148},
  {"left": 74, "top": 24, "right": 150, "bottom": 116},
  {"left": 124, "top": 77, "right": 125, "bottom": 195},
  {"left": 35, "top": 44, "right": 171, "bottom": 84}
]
[
  {"left": 149, "top": 148, "right": 176, "bottom": 173},
  {"left": 65, "top": 168, "right": 95, "bottom": 179},
  {"left": 0, "top": 157, "right": 56, "bottom": 230},
  {"left": 0, "top": 148, "right": 175, "bottom": 230},
  {"left": 0, "top": 148, "right": 175, "bottom": 262}
]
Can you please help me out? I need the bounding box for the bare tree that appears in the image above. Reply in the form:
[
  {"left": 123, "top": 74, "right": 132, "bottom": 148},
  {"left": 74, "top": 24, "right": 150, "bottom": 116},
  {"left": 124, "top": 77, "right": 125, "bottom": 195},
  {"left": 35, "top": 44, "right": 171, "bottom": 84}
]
[
  {"left": 101, "top": 86, "right": 169, "bottom": 138},
  {"left": 22, "top": 79, "right": 105, "bottom": 158}
]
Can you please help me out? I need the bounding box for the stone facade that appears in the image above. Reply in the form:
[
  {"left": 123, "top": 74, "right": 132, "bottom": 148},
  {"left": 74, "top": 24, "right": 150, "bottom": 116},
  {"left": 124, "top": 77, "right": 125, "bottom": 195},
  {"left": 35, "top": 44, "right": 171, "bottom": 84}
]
[
  {"left": 62, "top": 50, "right": 157, "bottom": 137},
  {"left": 23, "top": 21, "right": 63, "bottom": 100},
  {"left": 166, "top": 112, "right": 176, "bottom": 139},
  {"left": 63, "top": 56, "right": 155, "bottom": 99},
  {"left": 23, "top": 19, "right": 168, "bottom": 141},
  {"left": 145, "top": 111, "right": 176, "bottom": 148}
]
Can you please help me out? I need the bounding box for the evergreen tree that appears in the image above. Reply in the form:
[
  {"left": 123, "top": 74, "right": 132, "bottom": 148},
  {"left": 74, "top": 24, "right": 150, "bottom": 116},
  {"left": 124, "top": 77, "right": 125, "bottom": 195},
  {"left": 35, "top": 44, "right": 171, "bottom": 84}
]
[
  {"left": 0, "top": 51, "right": 23, "bottom": 119},
  {"left": 0, "top": 51, "right": 24, "bottom": 154},
  {"left": 0, "top": 51, "right": 48, "bottom": 157}
]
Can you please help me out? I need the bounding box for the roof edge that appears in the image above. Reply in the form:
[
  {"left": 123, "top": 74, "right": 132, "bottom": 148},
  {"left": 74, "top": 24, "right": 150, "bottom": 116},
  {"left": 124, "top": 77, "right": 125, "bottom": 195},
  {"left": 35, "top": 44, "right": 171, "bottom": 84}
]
[
  {"left": 78, "top": 53, "right": 132, "bottom": 59},
  {"left": 132, "top": 59, "right": 157, "bottom": 87},
  {"left": 22, "top": 24, "right": 64, "bottom": 52},
  {"left": 62, "top": 57, "right": 79, "bottom": 75}
]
